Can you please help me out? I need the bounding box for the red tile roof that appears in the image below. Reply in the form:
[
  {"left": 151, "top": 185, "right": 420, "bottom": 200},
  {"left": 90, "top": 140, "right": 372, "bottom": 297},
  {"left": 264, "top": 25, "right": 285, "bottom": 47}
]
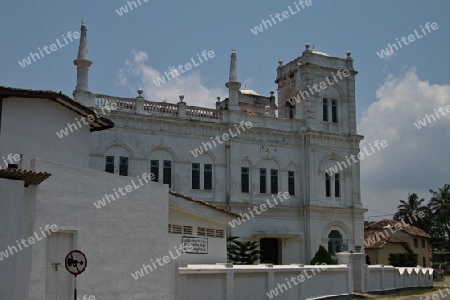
[{"left": 365, "top": 219, "right": 431, "bottom": 238}]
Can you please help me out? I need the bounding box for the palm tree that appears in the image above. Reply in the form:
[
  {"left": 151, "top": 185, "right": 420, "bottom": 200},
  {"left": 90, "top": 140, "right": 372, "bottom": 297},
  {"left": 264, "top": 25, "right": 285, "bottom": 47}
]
[
  {"left": 394, "top": 193, "right": 426, "bottom": 225},
  {"left": 227, "top": 236, "right": 261, "bottom": 265},
  {"left": 428, "top": 184, "right": 450, "bottom": 251},
  {"left": 394, "top": 193, "right": 432, "bottom": 235}
]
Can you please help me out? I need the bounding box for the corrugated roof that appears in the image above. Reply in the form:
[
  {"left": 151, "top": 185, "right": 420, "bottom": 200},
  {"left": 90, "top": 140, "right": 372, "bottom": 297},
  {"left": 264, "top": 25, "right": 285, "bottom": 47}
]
[
  {"left": 0, "top": 86, "right": 114, "bottom": 132},
  {"left": 0, "top": 167, "right": 50, "bottom": 186}
]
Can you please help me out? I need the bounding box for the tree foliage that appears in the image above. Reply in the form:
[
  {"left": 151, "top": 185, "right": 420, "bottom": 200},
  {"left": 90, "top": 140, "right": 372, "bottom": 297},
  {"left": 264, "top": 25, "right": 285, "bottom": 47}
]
[
  {"left": 227, "top": 236, "right": 261, "bottom": 265},
  {"left": 393, "top": 184, "right": 450, "bottom": 252}
]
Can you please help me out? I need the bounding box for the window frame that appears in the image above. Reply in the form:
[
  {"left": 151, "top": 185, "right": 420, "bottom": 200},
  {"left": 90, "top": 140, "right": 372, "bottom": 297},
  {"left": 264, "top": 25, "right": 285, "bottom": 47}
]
[
  {"left": 151, "top": 160, "right": 159, "bottom": 182},
  {"left": 105, "top": 156, "right": 114, "bottom": 173},
  {"left": 192, "top": 163, "right": 200, "bottom": 190},
  {"left": 119, "top": 156, "right": 128, "bottom": 176},
  {"left": 260, "top": 168, "right": 267, "bottom": 193},
  {"left": 270, "top": 169, "right": 278, "bottom": 194},
  {"left": 241, "top": 167, "right": 249, "bottom": 193},
  {"left": 334, "top": 173, "right": 340, "bottom": 197},
  {"left": 331, "top": 99, "right": 338, "bottom": 123},
  {"left": 322, "top": 98, "right": 328, "bottom": 122},
  {"left": 288, "top": 171, "right": 295, "bottom": 196},
  {"left": 325, "top": 173, "right": 331, "bottom": 197},
  {"left": 163, "top": 160, "right": 172, "bottom": 188},
  {"left": 204, "top": 164, "right": 212, "bottom": 190}
]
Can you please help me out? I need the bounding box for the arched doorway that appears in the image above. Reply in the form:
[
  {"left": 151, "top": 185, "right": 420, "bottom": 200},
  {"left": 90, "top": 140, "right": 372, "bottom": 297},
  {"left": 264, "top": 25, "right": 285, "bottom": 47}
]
[{"left": 286, "top": 101, "right": 295, "bottom": 119}]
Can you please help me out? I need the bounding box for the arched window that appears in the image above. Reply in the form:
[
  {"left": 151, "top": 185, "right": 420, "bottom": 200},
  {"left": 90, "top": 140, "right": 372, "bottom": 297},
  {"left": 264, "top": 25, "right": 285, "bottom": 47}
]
[
  {"left": 104, "top": 145, "right": 131, "bottom": 176},
  {"left": 286, "top": 101, "right": 294, "bottom": 119},
  {"left": 328, "top": 230, "right": 342, "bottom": 256},
  {"left": 149, "top": 149, "right": 174, "bottom": 188}
]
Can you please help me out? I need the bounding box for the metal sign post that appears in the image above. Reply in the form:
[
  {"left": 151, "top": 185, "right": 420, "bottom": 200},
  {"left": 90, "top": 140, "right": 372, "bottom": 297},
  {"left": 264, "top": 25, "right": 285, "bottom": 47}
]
[{"left": 65, "top": 250, "right": 87, "bottom": 300}]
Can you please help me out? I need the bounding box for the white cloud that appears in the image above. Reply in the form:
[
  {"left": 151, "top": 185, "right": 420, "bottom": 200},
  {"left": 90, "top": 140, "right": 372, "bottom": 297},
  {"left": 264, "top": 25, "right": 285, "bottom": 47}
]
[
  {"left": 359, "top": 68, "right": 450, "bottom": 217},
  {"left": 117, "top": 51, "right": 227, "bottom": 108}
]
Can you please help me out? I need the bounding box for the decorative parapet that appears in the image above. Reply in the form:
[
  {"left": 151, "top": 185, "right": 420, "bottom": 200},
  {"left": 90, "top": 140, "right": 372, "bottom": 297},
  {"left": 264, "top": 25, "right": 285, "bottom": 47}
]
[
  {"left": 186, "top": 106, "right": 221, "bottom": 119},
  {"left": 144, "top": 101, "right": 178, "bottom": 116},
  {"left": 94, "top": 93, "right": 224, "bottom": 120},
  {"left": 95, "top": 94, "right": 136, "bottom": 110},
  {"left": 94, "top": 93, "right": 311, "bottom": 131}
]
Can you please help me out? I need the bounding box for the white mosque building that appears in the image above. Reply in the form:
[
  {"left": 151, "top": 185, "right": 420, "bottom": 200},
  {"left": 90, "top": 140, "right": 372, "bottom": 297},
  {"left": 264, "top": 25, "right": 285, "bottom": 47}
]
[
  {"left": 73, "top": 23, "right": 366, "bottom": 264},
  {"left": 1, "top": 23, "right": 434, "bottom": 300}
]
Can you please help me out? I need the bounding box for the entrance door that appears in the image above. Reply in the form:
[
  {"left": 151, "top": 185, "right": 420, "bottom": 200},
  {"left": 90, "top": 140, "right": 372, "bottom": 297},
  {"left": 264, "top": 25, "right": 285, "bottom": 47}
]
[
  {"left": 45, "top": 232, "right": 74, "bottom": 300},
  {"left": 260, "top": 238, "right": 280, "bottom": 264}
]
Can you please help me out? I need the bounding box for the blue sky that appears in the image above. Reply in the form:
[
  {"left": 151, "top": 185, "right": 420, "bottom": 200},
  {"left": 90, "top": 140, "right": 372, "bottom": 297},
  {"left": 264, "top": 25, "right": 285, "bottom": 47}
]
[{"left": 1, "top": 0, "right": 449, "bottom": 219}]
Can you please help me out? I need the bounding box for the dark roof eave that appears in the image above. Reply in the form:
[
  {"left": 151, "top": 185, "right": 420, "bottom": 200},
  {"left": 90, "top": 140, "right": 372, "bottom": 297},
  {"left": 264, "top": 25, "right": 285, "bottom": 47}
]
[{"left": 0, "top": 86, "right": 114, "bottom": 131}]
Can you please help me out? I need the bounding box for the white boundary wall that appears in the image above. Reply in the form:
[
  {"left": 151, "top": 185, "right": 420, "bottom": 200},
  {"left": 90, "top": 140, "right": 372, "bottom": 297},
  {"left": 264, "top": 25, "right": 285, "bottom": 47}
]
[
  {"left": 367, "top": 265, "right": 433, "bottom": 292},
  {"left": 175, "top": 254, "right": 434, "bottom": 300},
  {"left": 176, "top": 264, "right": 352, "bottom": 300}
]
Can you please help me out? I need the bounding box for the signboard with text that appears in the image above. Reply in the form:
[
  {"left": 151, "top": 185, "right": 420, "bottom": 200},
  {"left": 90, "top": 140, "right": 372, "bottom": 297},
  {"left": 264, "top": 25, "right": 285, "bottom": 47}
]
[{"left": 182, "top": 236, "right": 208, "bottom": 254}]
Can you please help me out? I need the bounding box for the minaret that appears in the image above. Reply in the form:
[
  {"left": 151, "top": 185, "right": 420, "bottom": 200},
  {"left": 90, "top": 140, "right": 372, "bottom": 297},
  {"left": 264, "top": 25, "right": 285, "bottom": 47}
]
[
  {"left": 73, "top": 21, "right": 94, "bottom": 106},
  {"left": 225, "top": 49, "right": 241, "bottom": 111}
]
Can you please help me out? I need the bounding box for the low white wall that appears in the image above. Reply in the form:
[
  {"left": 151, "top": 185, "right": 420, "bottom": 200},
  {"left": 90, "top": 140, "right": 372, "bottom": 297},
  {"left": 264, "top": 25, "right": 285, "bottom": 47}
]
[
  {"left": 176, "top": 264, "right": 352, "bottom": 300},
  {"left": 367, "top": 265, "right": 433, "bottom": 292}
]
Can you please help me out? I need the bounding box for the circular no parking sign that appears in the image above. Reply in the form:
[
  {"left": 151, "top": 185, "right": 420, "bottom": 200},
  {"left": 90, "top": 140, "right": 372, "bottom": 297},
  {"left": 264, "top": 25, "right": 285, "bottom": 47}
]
[{"left": 65, "top": 250, "right": 87, "bottom": 276}]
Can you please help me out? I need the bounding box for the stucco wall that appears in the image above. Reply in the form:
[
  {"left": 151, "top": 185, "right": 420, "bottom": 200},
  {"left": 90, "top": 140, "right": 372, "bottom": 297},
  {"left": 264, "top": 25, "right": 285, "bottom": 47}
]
[
  {"left": 26, "top": 159, "right": 169, "bottom": 300},
  {"left": 0, "top": 97, "right": 91, "bottom": 170},
  {"left": 367, "top": 265, "right": 433, "bottom": 292},
  {"left": 0, "top": 179, "right": 25, "bottom": 300},
  {"left": 168, "top": 207, "right": 227, "bottom": 264},
  {"left": 176, "top": 264, "right": 352, "bottom": 300}
]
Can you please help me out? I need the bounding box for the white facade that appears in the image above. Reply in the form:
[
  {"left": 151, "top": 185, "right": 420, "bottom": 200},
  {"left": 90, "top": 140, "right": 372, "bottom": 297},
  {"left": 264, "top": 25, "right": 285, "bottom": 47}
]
[
  {"left": 0, "top": 86, "right": 236, "bottom": 300},
  {"left": 75, "top": 24, "right": 366, "bottom": 263}
]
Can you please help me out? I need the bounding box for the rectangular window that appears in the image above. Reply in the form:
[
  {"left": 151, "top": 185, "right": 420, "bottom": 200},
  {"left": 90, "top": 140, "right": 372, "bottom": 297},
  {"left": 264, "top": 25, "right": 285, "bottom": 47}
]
[
  {"left": 332, "top": 100, "right": 338, "bottom": 123},
  {"left": 105, "top": 156, "right": 114, "bottom": 173},
  {"left": 422, "top": 239, "right": 425, "bottom": 248},
  {"left": 414, "top": 238, "right": 418, "bottom": 247},
  {"left": 151, "top": 160, "right": 159, "bottom": 182},
  {"left": 119, "top": 156, "right": 128, "bottom": 176},
  {"left": 334, "top": 173, "right": 340, "bottom": 197},
  {"left": 204, "top": 164, "right": 212, "bottom": 190},
  {"left": 325, "top": 173, "right": 331, "bottom": 197},
  {"left": 323, "top": 98, "right": 328, "bottom": 121},
  {"left": 241, "top": 167, "right": 249, "bottom": 193},
  {"left": 192, "top": 163, "right": 200, "bottom": 189},
  {"left": 260, "top": 168, "right": 266, "bottom": 193},
  {"left": 288, "top": 171, "right": 295, "bottom": 196},
  {"left": 163, "top": 160, "right": 171, "bottom": 187},
  {"left": 270, "top": 169, "right": 278, "bottom": 194}
]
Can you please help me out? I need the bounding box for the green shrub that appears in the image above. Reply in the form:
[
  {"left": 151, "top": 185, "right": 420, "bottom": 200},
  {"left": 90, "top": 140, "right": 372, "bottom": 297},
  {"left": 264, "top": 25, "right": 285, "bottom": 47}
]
[
  {"left": 388, "top": 253, "right": 418, "bottom": 267},
  {"left": 310, "top": 245, "right": 337, "bottom": 265}
]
